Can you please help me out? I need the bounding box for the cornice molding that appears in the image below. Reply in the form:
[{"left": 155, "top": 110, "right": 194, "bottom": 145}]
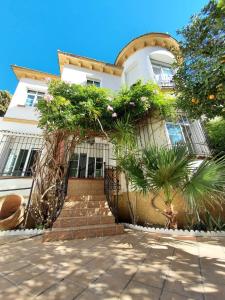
[
  {"left": 3, "top": 117, "right": 38, "bottom": 125},
  {"left": 12, "top": 65, "right": 59, "bottom": 81},
  {"left": 115, "top": 32, "right": 180, "bottom": 67},
  {"left": 58, "top": 51, "right": 123, "bottom": 76}
]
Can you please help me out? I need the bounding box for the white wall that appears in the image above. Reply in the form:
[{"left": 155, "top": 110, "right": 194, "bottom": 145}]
[
  {"left": 61, "top": 65, "right": 121, "bottom": 91},
  {"left": 122, "top": 46, "right": 175, "bottom": 87},
  {"left": 0, "top": 178, "right": 32, "bottom": 198},
  {"left": 5, "top": 78, "right": 48, "bottom": 121}
]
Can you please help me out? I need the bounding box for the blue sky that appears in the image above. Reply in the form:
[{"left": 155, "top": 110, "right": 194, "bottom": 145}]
[{"left": 0, "top": 0, "right": 208, "bottom": 93}]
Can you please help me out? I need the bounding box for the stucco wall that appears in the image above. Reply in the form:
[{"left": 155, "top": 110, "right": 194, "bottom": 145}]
[
  {"left": 121, "top": 46, "right": 175, "bottom": 87},
  {"left": 61, "top": 64, "right": 121, "bottom": 91},
  {"left": 118, "top": 190, "right": 225, "bottom": 228},
  {"left": 5, "top": 78, "right": 48, "bottom": 121},
  {"left": 118, "top": 191, "right": 188, "bottom": 227}
]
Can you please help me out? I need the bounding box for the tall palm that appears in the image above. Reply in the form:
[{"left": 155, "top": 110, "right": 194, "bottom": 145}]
[{"left": 123, "top": 145, "right": 225, "bottom": 229}]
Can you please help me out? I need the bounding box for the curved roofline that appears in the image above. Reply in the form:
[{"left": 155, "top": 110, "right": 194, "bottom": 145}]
[{"left": 115, "top": 32, "right": 180, "bottom": 67}]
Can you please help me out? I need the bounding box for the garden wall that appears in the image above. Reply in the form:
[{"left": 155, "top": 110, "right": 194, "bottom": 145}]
[{"left": 118, "top": 191, "right": 225, "bottom": 228}]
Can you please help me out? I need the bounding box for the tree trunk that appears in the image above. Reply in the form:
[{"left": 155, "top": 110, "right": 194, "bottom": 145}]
[
  {"left": 163, "top": 204, "right": 178, "bottom": 229},
  {"left": 125, "top": 174, "right": 136, "bottom": 224},
  {"left": 30, "top": 130, "right": 80, "bottom": 228}
]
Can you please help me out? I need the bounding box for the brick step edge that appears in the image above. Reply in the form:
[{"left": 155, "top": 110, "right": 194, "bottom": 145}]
[
  {"left": 43, "top": 224, "right": 124, "bottom": 242},
  {"left": 53, "top": 215, "right": 115, "bottom": 228},
  {"left": 66, "top": 195, "right": 106, "bottom": 201},
  {"left": 66, "top": 192, "right": 105, "bottom": 197},
  {"left": 60, "top": 208, "right": 112, "bottom": 218}
]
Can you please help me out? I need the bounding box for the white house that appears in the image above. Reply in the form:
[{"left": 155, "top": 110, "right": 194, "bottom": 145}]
[{"left": 0, "top": 32, "right": 210, "bottom": 196}]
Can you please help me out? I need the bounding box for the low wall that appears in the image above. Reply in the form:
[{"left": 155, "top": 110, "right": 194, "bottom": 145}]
[
  {"left": 118, "top": 191, "right": 225, "bottom": 228},
  {"left": 0, "top": 177, "right": 32, "bottom": 199}
]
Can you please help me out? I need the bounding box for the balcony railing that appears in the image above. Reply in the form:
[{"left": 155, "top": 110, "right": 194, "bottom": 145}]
[{"left": 155, "top": 75, "right": 175, "bottom": 88}]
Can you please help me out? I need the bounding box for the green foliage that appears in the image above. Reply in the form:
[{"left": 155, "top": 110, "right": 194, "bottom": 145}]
[
  {"left": 206, "top": 117, "right": 225, "bottom": 155},
  {"left": 121, "top": 145, "right": 225, "bottom": 220},
  {"left": 183, "top": 156, "right": 225, "bottom": 213},
  {"left": 0, "top": 90, "right": 11, "bottom": 116},
  {"left": 110, "top": 116, "right": 137, "bottom": 158},
  {"left": 113, "top": 80, "right": 176, "bottom": 121},
  {"left": 37, "top": 79, "right": 176, "bottom": 133},
  {"left": 174, "top": 0, "right": 225, "bottom": 119},
  {"left": 38, "top": 80, "right": 112, "bottom": 132}
]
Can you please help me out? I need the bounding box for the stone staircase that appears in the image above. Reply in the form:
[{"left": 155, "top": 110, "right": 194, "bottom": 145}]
[{"left": 43, "top": 179, "right": 124, "bottom": 242}]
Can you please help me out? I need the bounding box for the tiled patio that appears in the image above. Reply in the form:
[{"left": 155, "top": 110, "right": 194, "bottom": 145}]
[{"left": 0, "top": 230, "right": 225, "bottom": 300}]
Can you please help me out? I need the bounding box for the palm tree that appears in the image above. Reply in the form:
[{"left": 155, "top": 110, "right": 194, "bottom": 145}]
[{"left": 122, "top": 145, "right": 225, "bottom": 229}]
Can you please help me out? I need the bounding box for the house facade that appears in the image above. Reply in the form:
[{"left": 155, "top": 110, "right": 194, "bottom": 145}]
[{"left": 0, "top": 32, "right": 210, "bottom": 197}]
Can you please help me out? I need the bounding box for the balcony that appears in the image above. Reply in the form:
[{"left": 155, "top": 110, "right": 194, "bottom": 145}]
[{"left": 154, "top": 75, "right": 175, "bottom": 88}]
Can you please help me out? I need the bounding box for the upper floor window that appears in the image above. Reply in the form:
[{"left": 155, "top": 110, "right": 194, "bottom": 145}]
[
  {"left": 151, "top": 61, "right": 174, "bottom": 88},
  {"left": 86, "top": 79, "right": 101, "bottom": 87},
  {"left": 25, "top": 90, "right": 45, "bottom": 107}
]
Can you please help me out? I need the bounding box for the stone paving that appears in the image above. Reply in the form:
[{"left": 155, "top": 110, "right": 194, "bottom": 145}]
[{"left": 0, "top": 230, "right": 225, "bottom": 300}]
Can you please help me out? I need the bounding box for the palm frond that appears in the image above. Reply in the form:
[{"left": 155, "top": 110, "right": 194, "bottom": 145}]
[
  {"left": 183, "top": 156, "right": 225, "bottom": 212},
  {"left": 118, "top": 153, "right": 149, "bottom": 193},
  {"left": 111, "top": 116, "right": 137, "bottom": 152},
  {"left": 142, "top": 145, "right": 189, "bottom": 192}
]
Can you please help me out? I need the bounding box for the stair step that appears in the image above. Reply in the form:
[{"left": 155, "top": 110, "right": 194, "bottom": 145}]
[
  {"left": 64, "top": 200, "right": 109, "bottom": 209},
  {"left": 67, "top": 194, "right": 106, "bottom": 201},
  {"left": 53, "top": 215, "right": 115, "bottom": 228},
  {"left": 43, "top": 224, "right": 124, "bottom": 242},
  {"left": 60, "top": 208, "right": 112, "bottom": 218}
]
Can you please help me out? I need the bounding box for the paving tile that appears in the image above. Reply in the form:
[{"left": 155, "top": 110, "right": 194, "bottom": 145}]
[
  {"left": 163, "top": 280, "right": 204, "bottom": 299},
  {"left": 19, "top": 272, "right": 59, "bottom": 296},
  {"left": 1, "top": 233, "right": 225, "bottom": 300},
  {"left": 5, "top": 265, "right": 45, "bottom": 285},
  {"left": 160, "top": 290, "right": 195, "bottom": 300},
  {"left": 121, "top": 280, "right": 161, "bottom": 300},
  {"left": 0, "top": 276, "right": 15, "bottom": 291},
  {"left": 88, "top": 269, "right": 132, "bottom": 296},
  {"left": 133, "top": 264, "right": 167, "bottom": 289},
  {"left": 0, "top": 285, "right": 35, "bottom": 300},
  {"left": 77, "top": 289, "right": 119, "bottom": 300},
  {"left": 0, "top": 259, "right": 31, "bottom": 275},
  {"left": 37, "top": 279, "right": 86, "bottom": 300},
  {"left": 203, "top": 282, "right": 225, "bottom": 300}
]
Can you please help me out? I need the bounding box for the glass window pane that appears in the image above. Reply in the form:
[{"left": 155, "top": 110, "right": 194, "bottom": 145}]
[
  {"left": 94, "top": 81, "right": 100, "bottom": 87},
  {"left": 152, "top": 66, "right": 161, "bottom": 75},
  {"left": 69, "top": 153, "right": 79, "bottom": 177},
  {"left": 88, "top": 157, "right": 95, "bottom": 178},
  {"left": 78, "top": 154, "right": 87, "bottom": 178},
  {"left": 25, "top": 149, "right": 38, "bottom": 176},
  {"left": 27, "top": 90, "right": 36, "bottom": 95},
  {"left": 13, "top": 149, "right": 29, "bottom": 176},
  {"left": 162, "top": 67, "right": 173, "bottom": 77},
  {"left": 25, "top": 95, "right": 35, "bottom": 106},
  {"left": 166, "top": 123, "right": 185, "bottom": 145},
  {"left": 3, "top": 150, "right": 17, "bottom": 176},
  {"left": 87, "top": 80, "right": 93, "bottom": 86},
  {"left": 96, "top": 157, "right": 103, "bottom": 177}
]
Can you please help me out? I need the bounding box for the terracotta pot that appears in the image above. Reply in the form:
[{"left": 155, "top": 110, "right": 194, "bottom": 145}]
[{"left": 0, "top": 194, "right": 25, "bottom": 230}]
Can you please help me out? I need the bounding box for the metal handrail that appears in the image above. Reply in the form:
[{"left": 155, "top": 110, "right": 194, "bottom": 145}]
[{"left": 104, "top": 164, "right": 120, "bottom": 222}]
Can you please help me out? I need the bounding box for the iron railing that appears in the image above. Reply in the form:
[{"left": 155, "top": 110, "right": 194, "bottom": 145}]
[{"left": 104, "top": 164, "right": 120, "bottom": 222}]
